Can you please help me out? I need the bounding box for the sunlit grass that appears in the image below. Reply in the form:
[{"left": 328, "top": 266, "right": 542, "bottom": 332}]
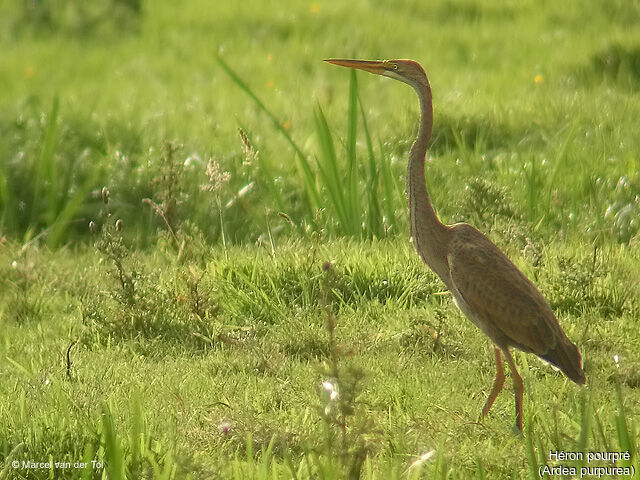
[
  {"left": 0, "top": 239, "right": 638, "bottom": 478},
  {"left": 0, "top": 0, "right": 639, "bottom": 478}
]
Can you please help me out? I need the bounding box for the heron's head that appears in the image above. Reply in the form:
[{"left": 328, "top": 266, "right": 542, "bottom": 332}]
[{"left": 324, "top": 59, "right": 428, "bottom": 89}]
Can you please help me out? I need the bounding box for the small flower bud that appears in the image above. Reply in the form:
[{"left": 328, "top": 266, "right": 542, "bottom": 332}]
[
  {"left": 115, "top": 219, "right": 123, "bottom": 232},
  {"left": 218, "top": 420, "right": 232, "bottom": 434},
  {"left": 101, "top": 187, "right": 110, "bottom": 205},
  {"left": 322, "top": 261, "right": 331, "bottom": 272},
  {"left": 88, "top": 221, "right": 96, "bottom": 233}
]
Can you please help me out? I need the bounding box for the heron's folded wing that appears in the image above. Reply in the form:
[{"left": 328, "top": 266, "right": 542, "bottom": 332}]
[{"left": 448, "top": 227, "right": 559, "bottom": 355}]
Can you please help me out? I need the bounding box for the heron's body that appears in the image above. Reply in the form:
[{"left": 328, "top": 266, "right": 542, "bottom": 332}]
[{"left": 326, "top": 58, "right": 585, "bottom": 431}]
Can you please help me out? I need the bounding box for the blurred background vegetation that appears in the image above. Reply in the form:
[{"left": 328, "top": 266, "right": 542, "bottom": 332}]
[{"left": 0, "top": 0, "right": 639, "bottom": 248}]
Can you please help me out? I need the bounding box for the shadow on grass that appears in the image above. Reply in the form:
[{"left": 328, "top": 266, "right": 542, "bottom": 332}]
[
  {"left": 383, "top": 112, "right": 544, "bottom": 160},
  {"left": 0, "top": 98, "right": 145, "bottom": 245},
  {"left": 6, "top": 0, "right": 141, "bottom": 38},
  {"left": 575, "top": 43, "right": 640, "bottom": 90},
  {"left": 431, "top": 112, "right": 544, "bottom": 154}
]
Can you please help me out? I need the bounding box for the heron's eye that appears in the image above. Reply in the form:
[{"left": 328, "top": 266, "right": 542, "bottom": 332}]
[{"left": 392, "top": 63, "right": 398, "bottom": 70}]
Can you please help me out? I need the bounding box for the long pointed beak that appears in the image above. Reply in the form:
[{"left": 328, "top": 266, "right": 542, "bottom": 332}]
[{"left": 324, "top": 59, "right": 390, "bottom": 76}]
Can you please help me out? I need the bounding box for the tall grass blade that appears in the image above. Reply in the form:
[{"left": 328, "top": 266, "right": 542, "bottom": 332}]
[
  {"left": 47, "top": 157, "right": 103, "bottom": 247},
  {"left": 314, "top": 103, "right": 351, "bottom": 234},
  {"left": 525, "top": 422, "right": 539, "bottom": 480},
  {"left": 102, "top": 402, "right": 125, "bottom": 480},
  {"left": 359, "top": 96, "right": 382, "bottom": 237},
  {"left": 0, "top": 443, "right": 25, "bottom": 479},
  {"left": 29, "top": 96, "right": 60, "bottom": 238},
  {"left": 5, "top": 356, "right": 34, "bottom": 379},
  {"left": 260, "top": 437, "right": 275, "bottom": 478},
  {"left": 614, "top": 380, "right": 636, "bottom": 468},
  {"left": 577, "top": 390, "right": 592, "bottom": 462},
  {"left": 346, "top": 69, "right": 360, "bottom": 236},
  {"left": 593, "top": 408, "right": 611, "bottom": 451},
  {"left": 535, "top": 434, "right": 549, "bottom": 479},
  {"left": 216, "top": 55, "right": 321, "bottom": 214},
  {"left": 475, "top": 459, "right": 486, "bottom": 480},
  {"left": 245, "top": 432, "right": 254, "bottom": 464},
  {"left": 80, "top": 441, "right": 95, "bottom": 480},
  {"left": 129, "top": 391, "right": 143, "bottom": 473}
]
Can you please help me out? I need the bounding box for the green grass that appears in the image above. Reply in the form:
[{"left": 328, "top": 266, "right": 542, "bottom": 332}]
[
  {"left": 0, "top": 238, "right": 638, "bottom": 478},
  {"left": 1, "top": 0, "right": 640, "bottom": 478},
  {"left": 1, "top": 0, "right": 640, "bottom": 245}
]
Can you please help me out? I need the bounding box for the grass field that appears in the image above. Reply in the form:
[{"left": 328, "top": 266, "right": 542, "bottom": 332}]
[{"left": 1, "top": 0, "right": 639, "bottom": 478}]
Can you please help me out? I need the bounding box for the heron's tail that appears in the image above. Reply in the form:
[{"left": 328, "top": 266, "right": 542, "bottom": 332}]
[{"left": 540, "top": 337, "right": 586, "bottom": 385}]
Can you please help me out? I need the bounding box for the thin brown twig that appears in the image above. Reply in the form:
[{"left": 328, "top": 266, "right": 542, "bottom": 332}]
[
  {"left": 142, "top": 198, "right": 180, "bottom": 247},
  {"left": 66, "top": 340, "right": 78, "bottom": 380}
]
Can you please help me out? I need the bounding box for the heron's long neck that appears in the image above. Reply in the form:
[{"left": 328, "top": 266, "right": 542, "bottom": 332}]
[{"left": 407, "top": 80, "right": 450, "bottom": 280}]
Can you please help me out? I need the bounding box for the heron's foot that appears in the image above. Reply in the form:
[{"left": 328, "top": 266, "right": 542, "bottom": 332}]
[
  {"left": 481, "top": 400, "right": 494, "bottom": 418},
  {"left": 512, "top": 422, "right": 524, "bottom": 437},
  {"left": 478, "top": 410, "right": 486, "bottom": 424}
]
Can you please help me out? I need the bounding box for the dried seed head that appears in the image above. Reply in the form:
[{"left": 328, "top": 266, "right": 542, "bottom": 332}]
[
  {"left": 238, "top": 128, "right": 252, "bottom": 153},
  {"left": 201, "top": 158, "right": 230, "bottom": 194},
  {"left": 322, "top": 261, "right": 331, "bottom": 272},
  {"left": 115, "top": 219, "right": 123, "bottom": 232},
  {"left": 88, "top": 221, "right": 96, "bottom": 233},
  {"left": 238, "top": 128, "right": 258, "bottom": 165},
  {"left": 101, "top": 187, "right": 110, "bottom": 205}
]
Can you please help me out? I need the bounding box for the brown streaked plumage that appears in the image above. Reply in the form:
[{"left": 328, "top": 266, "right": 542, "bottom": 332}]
[{"left": 325, "top": 58, "right": 585, "bottom": 432}]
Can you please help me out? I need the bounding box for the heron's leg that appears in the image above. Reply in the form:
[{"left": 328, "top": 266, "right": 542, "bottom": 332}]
[
  {"left": 482, "top": 346, "right": 505, "bottom": 417},
  {"left": 503, "top": 348, "right": 524, "bottom": 432}
]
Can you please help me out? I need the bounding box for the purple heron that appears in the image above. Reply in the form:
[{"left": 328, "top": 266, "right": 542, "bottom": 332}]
[{"left": 325, "top": 58, "right": 585, "bottom": 431}]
